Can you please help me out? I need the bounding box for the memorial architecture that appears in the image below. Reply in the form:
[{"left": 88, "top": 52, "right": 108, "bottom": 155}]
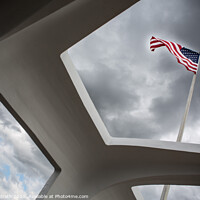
[{"left": 0, "top": 0, "right": 200, "bottom": 199}]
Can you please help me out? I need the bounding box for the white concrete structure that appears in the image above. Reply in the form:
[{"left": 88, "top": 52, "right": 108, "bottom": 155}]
[{"left": 0, "top": 1, "right": 200, "bottom": 199}]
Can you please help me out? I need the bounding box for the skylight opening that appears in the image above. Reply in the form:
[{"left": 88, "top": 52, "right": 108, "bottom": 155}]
[
  {"left": 0, "top": 96, "right": 56, "bottom": 199},
  {"left": 133, "top": 185, "right": 200, "bottom": 200},
  {"left": 66, "top": 0, "right": 200, "bottom": 144}
]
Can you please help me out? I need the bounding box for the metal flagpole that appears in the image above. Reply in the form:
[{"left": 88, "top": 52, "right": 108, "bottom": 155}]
[
  {"left": 160, "top": 185, "right": 170, "bottom": 200},
  {"left": 160, "top": 59, "right": 200, "bottom": 200},
  {"left": 176, "top": 73, "right": 197, "bottom": 142}
]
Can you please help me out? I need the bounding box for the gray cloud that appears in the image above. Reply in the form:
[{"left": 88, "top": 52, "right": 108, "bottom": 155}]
[
  {"left": 79, "top": 64, "right": 140, "bottom": 116},
  {"left": 104, "top": 113, "right": 161, "bottom": 139},
  {"left": 0, "top": 103, "right": 21, "bottom": 131},
  {"left": 150, "top": 73, "right": 192, "bottom": 132}
]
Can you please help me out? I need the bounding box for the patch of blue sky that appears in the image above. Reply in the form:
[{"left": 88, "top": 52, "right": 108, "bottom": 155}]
[
  {"left": 17, "top": 173, "right": 27, "bottom": 192},
  {"left": 1, "top": 164, "right": 10, "bottom": 181}
]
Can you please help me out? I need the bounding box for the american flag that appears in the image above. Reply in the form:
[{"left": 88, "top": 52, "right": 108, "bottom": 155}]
[{"left": 150, "top": 36, "right": 200, "bottom": 74}]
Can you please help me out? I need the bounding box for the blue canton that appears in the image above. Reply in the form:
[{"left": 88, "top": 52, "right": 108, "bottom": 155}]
[{"left": 180, "top": 47, "right": 199, "bottom": 64}]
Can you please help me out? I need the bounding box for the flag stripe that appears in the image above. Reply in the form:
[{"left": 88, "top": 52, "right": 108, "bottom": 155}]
[{"left": 150, "top": 36, "right": 199, "bottom": 74}]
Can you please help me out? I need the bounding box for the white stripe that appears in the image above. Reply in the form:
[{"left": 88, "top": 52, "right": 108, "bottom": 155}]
[{"left": 151, "top": 41, "right": 163, "bottom": 46}]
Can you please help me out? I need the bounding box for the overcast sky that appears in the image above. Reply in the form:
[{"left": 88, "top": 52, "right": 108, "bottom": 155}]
[
  {"left": 0, "top": 0, "right": 200, "bottom": 199},
  {"left": 68, "top": 0, "right": 200, "bottom": 199},
  {"left": 69, "top": 0, "right": 200, "bottom": 143}
]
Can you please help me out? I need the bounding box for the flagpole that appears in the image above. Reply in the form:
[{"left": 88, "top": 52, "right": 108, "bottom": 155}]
[
  {"left": 176, "top": 73, "right": 197, "bottom": 142},
  {"left": 160, "top": 59, "right": 200, "bottom": 200},
  {"left": 160, "top": 185, "right": 170, "bottom": 200}
]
